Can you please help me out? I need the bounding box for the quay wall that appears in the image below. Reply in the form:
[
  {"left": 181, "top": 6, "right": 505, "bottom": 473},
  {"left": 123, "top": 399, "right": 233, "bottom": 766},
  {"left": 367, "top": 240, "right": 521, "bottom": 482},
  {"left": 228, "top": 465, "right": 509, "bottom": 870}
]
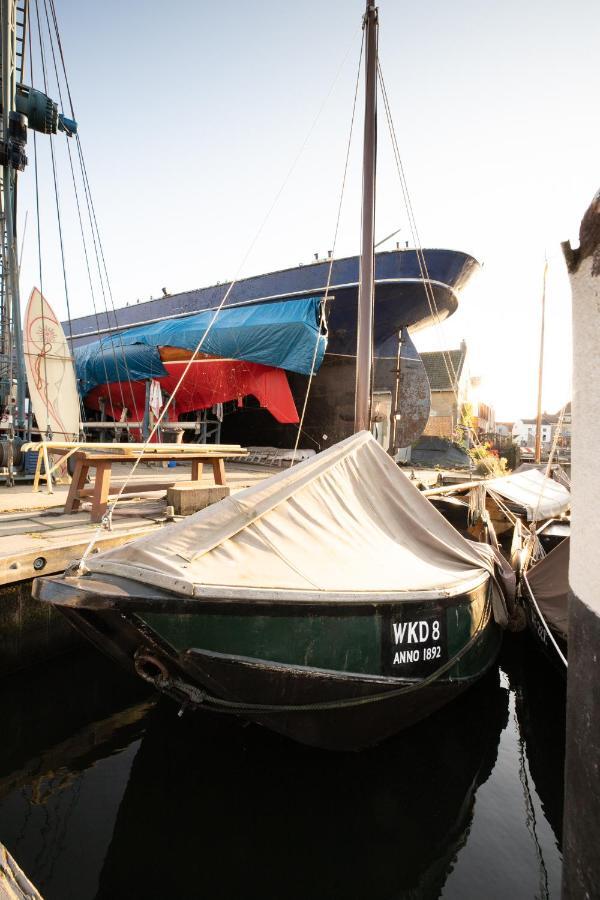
[
  {"left": 0, "top": 581, "right": 81, "bottom": 677},
  {"left": 562, "top": 193, "right": 600, "bottom": 899}
]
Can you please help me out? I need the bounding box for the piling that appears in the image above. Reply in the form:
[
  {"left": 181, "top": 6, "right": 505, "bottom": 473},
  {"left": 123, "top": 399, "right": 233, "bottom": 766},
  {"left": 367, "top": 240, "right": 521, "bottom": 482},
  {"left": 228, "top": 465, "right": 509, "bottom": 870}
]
[{"left": 561, "top": 189, "right": 600, "bottom": 898}]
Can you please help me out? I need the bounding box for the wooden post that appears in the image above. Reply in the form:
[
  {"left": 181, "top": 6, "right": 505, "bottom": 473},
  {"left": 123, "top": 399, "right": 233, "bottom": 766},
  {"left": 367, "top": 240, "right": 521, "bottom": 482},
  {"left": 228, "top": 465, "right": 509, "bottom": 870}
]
[
  {"left": 64, "top": 456, "right": 89, "bottom": 513},
  {"left": 90, "top": 460, "right": 112, "bottom": 523},
  {"left": 534, "top": 259, "right": 547, "bottom": 464},
  {"left": 211, "top": 458, "right": 226, "bottom": 485}
]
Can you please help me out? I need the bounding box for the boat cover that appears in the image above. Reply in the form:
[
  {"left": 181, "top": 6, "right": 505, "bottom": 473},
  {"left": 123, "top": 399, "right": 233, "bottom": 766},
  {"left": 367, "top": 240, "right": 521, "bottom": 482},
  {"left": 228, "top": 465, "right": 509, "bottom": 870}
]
[
  {"left": 525, "top": 537, "right": 569, "bottom": 639},
  {"left": 74, "top": 296, "right": 326, "bottom": 395},
  {"left": 486, "top": 469, "right": 570, "bottom": 521},
  {"left": 84, "top": 432, "right": 512, "bottom": 623}
]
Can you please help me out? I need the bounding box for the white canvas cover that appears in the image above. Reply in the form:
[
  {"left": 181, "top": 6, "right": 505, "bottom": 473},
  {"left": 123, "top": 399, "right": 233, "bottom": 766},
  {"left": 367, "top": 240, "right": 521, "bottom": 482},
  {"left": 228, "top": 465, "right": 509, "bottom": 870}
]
[
  {"left": 86, "top": 432, "right": 506, "bottom": 615},
  {"left": 486, "top": 468, "right": 570, "bottom": 521}
]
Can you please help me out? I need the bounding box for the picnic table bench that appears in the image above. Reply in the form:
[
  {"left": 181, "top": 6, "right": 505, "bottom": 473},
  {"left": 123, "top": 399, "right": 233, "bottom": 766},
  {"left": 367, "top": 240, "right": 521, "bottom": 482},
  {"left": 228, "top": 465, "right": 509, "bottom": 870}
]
[{"left": 63, "top": 447, "right": 247, "bottom": 523}]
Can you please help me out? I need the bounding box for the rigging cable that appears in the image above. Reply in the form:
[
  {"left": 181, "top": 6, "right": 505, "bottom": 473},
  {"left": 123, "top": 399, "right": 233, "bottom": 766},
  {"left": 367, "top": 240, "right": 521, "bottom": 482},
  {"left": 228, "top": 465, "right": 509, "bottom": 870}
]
[
  {"left": 292, "top": 29, "right": 365, "bottom": 462},
  {"left": 33, "top": 0, "right": 89, "bottom": 431},
  {"left": 27, "top": 21, "right": 51, "bottom": 434},
  {"left": 39, "top": 0, "right": 115, "bottom": 419},
  {"left": 74, "top": 27, "right": 364, "bottom": 567},
  {"left": 44, "top": 0, "right": 140, "bottom": 423},
  {"left": 378, "top": 59, "right": 499, "bottom": 478}
]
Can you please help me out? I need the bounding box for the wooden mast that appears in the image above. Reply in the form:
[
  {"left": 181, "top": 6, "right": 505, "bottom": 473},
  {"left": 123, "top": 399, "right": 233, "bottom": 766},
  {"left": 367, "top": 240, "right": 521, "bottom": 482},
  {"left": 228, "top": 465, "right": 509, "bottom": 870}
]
[
  {"left": 354, "top": 0, "right": 378, "bottom": 433},
  {"left": 534, "top": 258, "right": 548, "bottom": 464}
]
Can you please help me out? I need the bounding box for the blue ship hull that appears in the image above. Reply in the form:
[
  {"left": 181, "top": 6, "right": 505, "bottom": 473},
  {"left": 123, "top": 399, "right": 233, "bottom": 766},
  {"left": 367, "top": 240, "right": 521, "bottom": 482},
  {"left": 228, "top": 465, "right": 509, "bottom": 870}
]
[{"left": 67, "top": 248, "right": 479, "bottom": 448}]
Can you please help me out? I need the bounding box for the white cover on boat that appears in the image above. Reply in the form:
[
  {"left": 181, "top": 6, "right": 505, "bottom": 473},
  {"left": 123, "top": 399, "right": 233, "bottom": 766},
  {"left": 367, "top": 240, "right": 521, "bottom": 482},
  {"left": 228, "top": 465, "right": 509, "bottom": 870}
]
[
  {"left": 486, "top": 468, "right": 570, "bottom": 521},
  {"left": 86, "top": 432, "right": 504, "bottom": 611}
]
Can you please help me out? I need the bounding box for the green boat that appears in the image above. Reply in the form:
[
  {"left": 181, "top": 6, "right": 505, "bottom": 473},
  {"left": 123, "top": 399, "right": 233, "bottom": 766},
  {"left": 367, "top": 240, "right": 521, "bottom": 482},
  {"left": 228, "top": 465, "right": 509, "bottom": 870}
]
[
  {"left": 34, "top": 431, "right": 512, "bottom": 750},
  {"left": 34, "top": 2, "right": 514, "bottom": 751}
]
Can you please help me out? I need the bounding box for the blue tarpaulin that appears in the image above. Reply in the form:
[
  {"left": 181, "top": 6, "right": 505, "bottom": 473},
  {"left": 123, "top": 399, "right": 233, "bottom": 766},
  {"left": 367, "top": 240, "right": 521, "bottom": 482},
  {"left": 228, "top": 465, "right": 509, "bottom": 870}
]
[{"left": 75, "top": 297, "right": 327, "bottom": 395}]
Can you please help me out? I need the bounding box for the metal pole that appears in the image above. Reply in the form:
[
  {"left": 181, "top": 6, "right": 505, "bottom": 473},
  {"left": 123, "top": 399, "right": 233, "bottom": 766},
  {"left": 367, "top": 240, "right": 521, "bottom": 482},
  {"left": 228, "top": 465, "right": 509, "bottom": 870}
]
[
  {"left": 142, "top": 379, "right": 151, "bottom": 440},
  {"left": 534, "top": 258, "right": 547, "bottom": 464},
  {"left": 2, "top": 0, "right": 25, "bottom": 432},
  {"left": 389, "top": 328, "right": 402, "bottom": 455},
  {"left": 354, "top": 0, "right": 378, "bottom": 433}
]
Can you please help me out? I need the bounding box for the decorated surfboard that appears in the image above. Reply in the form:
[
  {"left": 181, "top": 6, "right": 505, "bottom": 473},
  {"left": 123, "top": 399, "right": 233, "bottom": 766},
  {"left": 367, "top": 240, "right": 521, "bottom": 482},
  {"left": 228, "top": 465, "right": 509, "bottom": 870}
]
[{"left": 23, "top": 287, "right": 79, "bottom": 439}]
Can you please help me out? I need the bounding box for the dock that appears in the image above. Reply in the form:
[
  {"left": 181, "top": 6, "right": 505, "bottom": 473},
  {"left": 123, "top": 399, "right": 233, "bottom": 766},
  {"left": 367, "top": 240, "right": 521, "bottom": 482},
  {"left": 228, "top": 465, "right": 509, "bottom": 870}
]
[{"left": 0, "top": 461, "right": 279, "bottom": 586}]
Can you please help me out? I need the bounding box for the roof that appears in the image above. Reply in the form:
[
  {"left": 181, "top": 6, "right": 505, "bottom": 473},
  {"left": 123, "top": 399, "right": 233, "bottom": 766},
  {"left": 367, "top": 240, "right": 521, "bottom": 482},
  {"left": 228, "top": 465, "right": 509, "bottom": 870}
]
[
  {"left": 519, "top": 414, "right": 558, "bottom": 426},
  {"left": 486, "top": 469, "right": 570, "bottom": 521},
  {"left": 420, "top": 347, "right": 467, "bottom": 391}
]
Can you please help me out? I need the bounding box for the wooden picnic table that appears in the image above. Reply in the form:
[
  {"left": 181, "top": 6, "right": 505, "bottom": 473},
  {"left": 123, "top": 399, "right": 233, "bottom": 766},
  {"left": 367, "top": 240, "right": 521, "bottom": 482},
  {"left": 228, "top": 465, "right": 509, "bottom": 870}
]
[
  {"left": 62, "top": 446, "right": 247, "bottom": 523},
  {"left": 22, "top": 440, "right": 246, "bottom": 495}
]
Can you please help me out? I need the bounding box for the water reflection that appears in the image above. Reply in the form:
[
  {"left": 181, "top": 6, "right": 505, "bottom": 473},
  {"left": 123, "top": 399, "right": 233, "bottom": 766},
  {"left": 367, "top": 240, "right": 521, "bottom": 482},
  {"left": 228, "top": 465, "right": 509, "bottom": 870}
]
[{"left": 0, "top": 638, "right": 565, "bottom": 900}]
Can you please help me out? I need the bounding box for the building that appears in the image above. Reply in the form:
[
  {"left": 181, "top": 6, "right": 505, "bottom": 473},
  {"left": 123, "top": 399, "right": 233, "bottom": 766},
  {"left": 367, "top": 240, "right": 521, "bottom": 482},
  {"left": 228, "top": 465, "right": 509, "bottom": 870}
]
[
  {"left": 512, "top": 403, "right": 571, "bottom": 450},
  {"left": 512, "top": 417, "right": 553, "bottom": 448},
  {"left": 420, "top": 341, "right": 495, "bottom": 441},
  {"left": 496, "top": 421, "right": 514, "bottom": 438}
]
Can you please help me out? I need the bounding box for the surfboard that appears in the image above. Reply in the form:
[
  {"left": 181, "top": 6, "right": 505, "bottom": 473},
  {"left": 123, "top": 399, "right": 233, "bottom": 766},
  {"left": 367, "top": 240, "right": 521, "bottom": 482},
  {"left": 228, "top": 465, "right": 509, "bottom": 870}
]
[{"left": 23, "top": 287, "right": 80, "bottom": 439}]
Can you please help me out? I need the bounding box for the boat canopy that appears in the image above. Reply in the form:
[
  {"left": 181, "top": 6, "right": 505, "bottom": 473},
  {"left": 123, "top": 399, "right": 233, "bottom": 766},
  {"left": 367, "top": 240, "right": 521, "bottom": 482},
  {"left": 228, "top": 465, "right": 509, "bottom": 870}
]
[
  {"left": 526, "top": 537, "right": 569, "bottom": 639},
  {"left": 84, "top": 432, "right": 511, "bottom": 622},
  {"left": 486, "top": 468, "right": 570, "bottom": 521},
  {"left": 74, "top": 296, "right": 326, "bottom": 395}
]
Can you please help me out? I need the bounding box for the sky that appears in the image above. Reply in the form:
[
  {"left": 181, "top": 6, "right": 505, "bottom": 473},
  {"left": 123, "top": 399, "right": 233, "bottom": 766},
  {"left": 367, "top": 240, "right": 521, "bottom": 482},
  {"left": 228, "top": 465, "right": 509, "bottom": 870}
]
[{"left": 18, "top": 0, "right": 600, "bottom": 420}]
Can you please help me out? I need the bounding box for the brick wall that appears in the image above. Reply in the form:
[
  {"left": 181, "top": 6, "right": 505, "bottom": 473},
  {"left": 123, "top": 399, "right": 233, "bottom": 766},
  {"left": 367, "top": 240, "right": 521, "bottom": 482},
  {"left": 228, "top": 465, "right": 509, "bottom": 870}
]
[{"left": 423, "top": 416, "right": 454, "bottom": 438}]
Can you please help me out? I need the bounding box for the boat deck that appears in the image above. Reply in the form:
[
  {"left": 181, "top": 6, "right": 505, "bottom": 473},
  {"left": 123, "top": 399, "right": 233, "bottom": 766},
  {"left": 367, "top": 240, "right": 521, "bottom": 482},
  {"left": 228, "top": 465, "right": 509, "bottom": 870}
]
[{"left": 0, "top": 462, "right": 279, "bottom": 586}]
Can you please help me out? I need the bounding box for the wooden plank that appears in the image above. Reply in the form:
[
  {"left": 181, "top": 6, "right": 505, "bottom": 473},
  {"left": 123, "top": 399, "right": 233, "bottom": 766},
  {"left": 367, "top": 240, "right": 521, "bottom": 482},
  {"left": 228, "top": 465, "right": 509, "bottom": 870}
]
[
  {"left": 76, "top": 480, "right": 177, "bottom": 497},
  {"left": 22, "top": 440, "right": 246, "bottom": 453},
  {"left": 422, "top": 480, "right": 484, "bottom": 497},
  {"left": 76, "top": 452, "right": 239, "bottom": 462},
  {"left": 0, "top": 523, "right": 161, "bottom": 586}
]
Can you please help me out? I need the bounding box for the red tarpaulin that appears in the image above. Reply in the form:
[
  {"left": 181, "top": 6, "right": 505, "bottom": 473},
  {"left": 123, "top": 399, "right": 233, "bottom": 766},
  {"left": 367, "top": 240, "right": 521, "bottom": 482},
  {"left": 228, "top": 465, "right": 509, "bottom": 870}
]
[{"left": 84, "top": 358, "right": 299, "bottom": 426}]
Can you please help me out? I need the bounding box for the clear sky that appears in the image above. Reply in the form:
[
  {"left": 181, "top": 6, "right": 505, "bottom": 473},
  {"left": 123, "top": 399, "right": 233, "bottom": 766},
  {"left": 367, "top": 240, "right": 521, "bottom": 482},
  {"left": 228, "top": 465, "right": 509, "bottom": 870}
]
[{"left": 19, "top": 0, "right": 600, "bottom": 420}]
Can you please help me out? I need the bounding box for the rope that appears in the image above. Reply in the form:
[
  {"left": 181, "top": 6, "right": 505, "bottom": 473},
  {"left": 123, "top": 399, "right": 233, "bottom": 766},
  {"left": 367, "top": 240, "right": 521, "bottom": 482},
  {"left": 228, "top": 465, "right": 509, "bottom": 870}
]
[
  {"left": 521, "top": 573, "right": 567, "bottom": 668},
  {"left": 40, "top": 0, "right": 110, "bottom": 423},
  {"left": 75, "top": 28, "right": 366, "bottom": 568},
  {"left": 377, "top": 60, "right": 499, "bottom": 477},
  {"left": 142, "top": 590, "right": 492, "bottom": 715},
  {"left": 531, "top": 401, "right": 568, "bottom": 528},
  {"left": 291, "top": 30, "right": 365, "bottom": 463},
  {"left": 43, "top": 0, "right": 140, "bottom": 420}
]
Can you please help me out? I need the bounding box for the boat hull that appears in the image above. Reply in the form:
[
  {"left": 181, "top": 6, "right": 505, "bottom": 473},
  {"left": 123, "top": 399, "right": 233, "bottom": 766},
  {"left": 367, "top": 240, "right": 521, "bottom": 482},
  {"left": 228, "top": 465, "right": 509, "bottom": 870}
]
[
  {"left": 67, "top": 249, "right": 478, "bottom": 449},
  {"left": 34, "top": 572, "right": 502, "bottom": 750}
]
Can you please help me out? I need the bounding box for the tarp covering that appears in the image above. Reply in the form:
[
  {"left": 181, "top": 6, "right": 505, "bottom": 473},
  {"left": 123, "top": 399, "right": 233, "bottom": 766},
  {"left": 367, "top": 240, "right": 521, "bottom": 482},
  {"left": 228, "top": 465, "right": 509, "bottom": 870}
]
[
  {"left": 74, "top": 296, "right": 326, "bottom": 395},
  {"left": 410, "top": 437, "right": 470, "bottom": 469},
  {"left": 84, "top": 359, "right": 299, "bottom": 424},
  {"left": 526, "top": 537, "right": 569, "bottom": 639},
  {"left": 85, "top": 432, "right": 510, "bottom": 622},
  {"left": 486, "top": 469, "right": 570, "bottom": 521}
]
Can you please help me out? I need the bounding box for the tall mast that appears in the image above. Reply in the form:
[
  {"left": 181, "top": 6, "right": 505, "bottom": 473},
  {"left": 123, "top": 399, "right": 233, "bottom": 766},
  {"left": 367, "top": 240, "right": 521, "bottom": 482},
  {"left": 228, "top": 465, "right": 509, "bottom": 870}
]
[
  {"left": 534, "top": 258, "right": 547, "bottom": 464},
  {"left": 354, "top": 0, "right": 378, "bottom": 433}
]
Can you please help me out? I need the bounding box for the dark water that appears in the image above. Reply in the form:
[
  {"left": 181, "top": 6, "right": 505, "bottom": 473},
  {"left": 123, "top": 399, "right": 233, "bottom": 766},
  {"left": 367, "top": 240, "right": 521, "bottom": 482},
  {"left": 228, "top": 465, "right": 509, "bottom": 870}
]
[{"left": 0, "top": 632, "right": 565, "bottom": 900}]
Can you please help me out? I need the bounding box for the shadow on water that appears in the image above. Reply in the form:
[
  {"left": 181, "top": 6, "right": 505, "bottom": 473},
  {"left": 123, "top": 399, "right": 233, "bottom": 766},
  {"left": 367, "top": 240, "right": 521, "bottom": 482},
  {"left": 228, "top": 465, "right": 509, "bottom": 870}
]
[
  {"left": 0, "top": 632, "right": 566, "bottom": 900},
  {"left": 95, "top": 668, "right": 508, "bottom": 900},
  {"left": 503, "top": 636, "right": 567, "bottom": 849}
]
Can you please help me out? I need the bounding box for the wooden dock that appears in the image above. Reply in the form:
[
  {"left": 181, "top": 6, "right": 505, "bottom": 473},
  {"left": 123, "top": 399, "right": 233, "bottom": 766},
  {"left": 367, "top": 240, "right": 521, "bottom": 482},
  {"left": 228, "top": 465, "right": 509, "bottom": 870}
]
[{"left": 0, "top": 462, "right": 278, "bottom": 587}]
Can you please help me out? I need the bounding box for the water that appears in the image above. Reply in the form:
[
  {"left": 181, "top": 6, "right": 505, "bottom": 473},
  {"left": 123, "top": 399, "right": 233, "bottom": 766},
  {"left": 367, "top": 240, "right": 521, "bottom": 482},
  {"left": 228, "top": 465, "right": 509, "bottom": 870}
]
[{"left": 0, "top": 632, "right": 565, "bottom": 899}]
